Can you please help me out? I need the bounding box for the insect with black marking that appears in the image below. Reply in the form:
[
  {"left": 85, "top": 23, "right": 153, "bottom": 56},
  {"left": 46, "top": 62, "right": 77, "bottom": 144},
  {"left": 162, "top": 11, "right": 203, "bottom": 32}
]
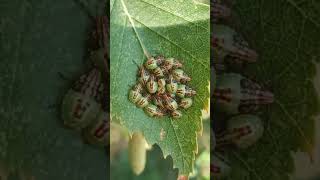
[{"left": 61, "top": 0, "right": 110, "bottom": 147}]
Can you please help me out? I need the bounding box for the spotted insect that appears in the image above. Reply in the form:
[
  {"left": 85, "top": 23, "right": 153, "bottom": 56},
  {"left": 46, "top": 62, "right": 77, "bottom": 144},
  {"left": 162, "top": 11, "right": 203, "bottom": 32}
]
[
  {"left": 144, "top": 104, "right": 164, "bottom": 117},
  {"left": 172, "top": 69, "right": 191, "bottom": 83},
  {"left": 171, "top": 110, "right": 182, "bottom": 119},
  {"left": 129, "top": 83, "right": 143, "bottom": 103},
  {"left": 212, "top": 24, "right": 258, "bottom": 64},
  {"left": 155, "top": 55, "right": 165, "bottom": 65},
  {"left": 163, "top": 94, "right": 178, "bottom": 111},
  {"left": 185, "top": 86, "right": 197, "bottom": 97},
  {"left": 164, "top": 58, "right": 183, "bottom": 69},
  {"left": 153, "top": 95, "right": 165, "bottom": 109},
  {"left": 62, "top": 69, "right": 104, "bottom": 130},
  {"left": 138, "top": 66, "right": 150, "bottom": 86},
  {"left": 144, "top": 57, "right": 158, "bottom": 70},
  {"left": 82, "top": 110, "right": 109, "bottom": 146},
  {"left": 136, "top": 94, "right": 152, "bottom": 108},
  {"left": 166, "top": 75, "right": 178, "bottom": 94},
  {"left": 215, "top": 114, "right": 264, "bottom": 149},
  {"left": 161, "top": 58, "right": 182, "bottom": 72},
  {"left": 176, "top": 84, "right": 186, "bottom": 98},
  {"left": 177, "top": 84, "right": 196, "bottom": 97},
  {"left": 157, "top": 78, "right": 166, "bottom": 94},
  {"left": 145, "top": 56, "right": 165, "bottom": 70},
  {"left": 211, "top": 0, "right": 231, "bottom": 23},
  {"left": 179, "top": 98, "right": 193, "bottom": 109},
  {"left": 211, "top": 154, "right": 231, "bottom": 178},
  {"left": 153, "top": 67, "right": 164, "bottom": 78},
  {"left": 146, "top": 75, "right": 158, "bottom": 94},
  {"left": 62, "top": 0, "right": 110, "bottom": 147},
  {"left": 89, "top": 16, "right": 109, "bottom": 73},
  {"left": 213, "top": 73, "right": 273, "bottom": 114}
]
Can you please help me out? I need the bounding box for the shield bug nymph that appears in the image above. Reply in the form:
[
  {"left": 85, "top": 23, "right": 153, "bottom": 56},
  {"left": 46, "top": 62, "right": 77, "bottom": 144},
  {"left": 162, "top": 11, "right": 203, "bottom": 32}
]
[
  {"left": 215, "top": 114, "right": 264, "bottom": 149},
  {"left": 179, "top": 98, "right": 193, "bottom": 109},
  {"left": 161, "top": 57, "right": 180, "bottom": 73},
  {"left": 153, "top": 95, "right": 165, "bottom": 109},
  {"left": 211, "top": 154, "right": 231, "bottom": 178},
  {"left": 172, "top": 69, "right": 191, "bottom": 83},
  {"left": 82, "top": 110, "right": 109, "bottom": 146},
  {"left": 185, "top": 86, "right": 197, "bottom": 97},
  {"left": 89, "top": 16, "right": 109, "bottom": 72},
  {"left": 146, "top": 75, "right": 158, "bottom": 94},
  {"left": 157, "top": 78, "right": 166, "bottom": 94},
  {"left": 163, "top": 94, "right": 178, "bottom": 111},
  {"left": 129, "top": 83, "right": 143, "bottom": 103},
  {"left": 176, "top": 84, "right": 186, "bottom": 98},
  {"left": 62, "top": 68, "right": 104, "bottom": 130},
  {"left": 61, "top": 1, "right": 110, "bottom": 147},
  {"left": 136, "top": 94, "right": 152, "bottom": 108},
  {"left": 164, "top": 58, "right": 183, "bottom": 70},
  {"left": 171, "top": 110, "right": 182, "bottom": 119},
  {"left": 73, "top": 68, "right": 104, "bottom": 102},
  {"left": 144, "top": 104, "right": 164, "bottom": 117},
  {"left": 144, "top": 56, "right": 165, "bottom": 70},
  {"left": 138, "top": 66, "right": 150, "bottom": 86},
  {"left": 62, "top": 90, "right": 101, "bottom": 130},
  {"left": 166, "top": 75, "right": 178, "bottom": 94},
  {"left": 155, "top": 55, "right": 165, "bottom": 65},
  {"left": 153, "top": 67, "right": 164, "bottom": 78},
  {"left": 144, "top": 57, "right": 158, "bottom": 70}
]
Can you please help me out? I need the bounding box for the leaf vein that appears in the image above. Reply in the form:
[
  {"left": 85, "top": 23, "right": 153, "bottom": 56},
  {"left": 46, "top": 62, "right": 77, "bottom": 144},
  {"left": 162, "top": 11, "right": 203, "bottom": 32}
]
[
  {"left": 138, "top": 0, "right": 208, "bottom": 31},
  {"left": 169, "top": 118, "right": 187, "bottom": 172},
  {"left": 131, "top": 17, "right": 209, "bottom": 70},
  {"left": 120, "top": 0, "right": 150, "bottom": 58},
  {"left": 286, "top": 0, "right": 320, "bottom": 29}
]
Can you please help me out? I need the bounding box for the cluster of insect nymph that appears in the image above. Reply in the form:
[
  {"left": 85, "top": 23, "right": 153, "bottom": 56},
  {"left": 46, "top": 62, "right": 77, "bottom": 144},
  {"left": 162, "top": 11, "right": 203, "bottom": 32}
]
[
  {"left": 61, "top": 14, "right": 110, "bottom": 147},
  {"left": 129, "top": 56, "right": 196, "bottom": 119},
  {"left": 211, "top": 0, "right": 274, "bottom": 179}
]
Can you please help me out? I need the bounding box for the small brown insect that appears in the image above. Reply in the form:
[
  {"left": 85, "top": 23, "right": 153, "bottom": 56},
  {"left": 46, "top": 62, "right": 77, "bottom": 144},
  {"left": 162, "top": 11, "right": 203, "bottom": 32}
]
[
  {"left": 138, "top": 66, "right": 151, "bottom": 86},
  {"left": 146, "top": 75, "right": 158, "bottom": 94}
]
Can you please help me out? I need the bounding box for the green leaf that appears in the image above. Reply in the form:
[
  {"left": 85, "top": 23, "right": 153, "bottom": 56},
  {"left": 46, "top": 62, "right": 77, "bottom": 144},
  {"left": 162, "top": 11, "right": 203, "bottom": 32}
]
[
  {"left": 221, "top": 0, "right": 320, "bottom": 179},
  {"left": 110, "top": 0, "right": 210, "bottom": 175}
]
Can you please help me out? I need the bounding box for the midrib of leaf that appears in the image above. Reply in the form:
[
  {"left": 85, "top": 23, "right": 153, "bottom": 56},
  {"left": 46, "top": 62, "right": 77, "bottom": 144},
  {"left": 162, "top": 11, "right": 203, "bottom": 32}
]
[
  {"left": 286, "top": 0, "right": 320, "bottom": 28},
  {"left": 131, "top": 17, "right": 208, "bottom": 69},
  {"left": 120, "top": 0, "right": 149, "bottom": 58},
  {"left": 120, "top": 0, "right": 209, "bottom": 70}
]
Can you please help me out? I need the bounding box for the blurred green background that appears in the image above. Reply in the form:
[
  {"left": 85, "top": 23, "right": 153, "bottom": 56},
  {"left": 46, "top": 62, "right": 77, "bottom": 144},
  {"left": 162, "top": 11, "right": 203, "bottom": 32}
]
[{"left": 110, "top": 115, "right": 210, "bottom": 180}]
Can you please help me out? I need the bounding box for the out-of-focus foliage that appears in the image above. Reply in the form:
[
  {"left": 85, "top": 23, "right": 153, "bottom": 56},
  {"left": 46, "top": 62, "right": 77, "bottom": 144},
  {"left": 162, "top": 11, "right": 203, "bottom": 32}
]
[
  {"left": 219, "top": 0, "right": 320, "bottom": 179},
  {"left": 110, "top": 118, "right": 211, "bottom": 179},
  {"left": 0, "top": 0, "right": 109, "bottom": 179}
]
